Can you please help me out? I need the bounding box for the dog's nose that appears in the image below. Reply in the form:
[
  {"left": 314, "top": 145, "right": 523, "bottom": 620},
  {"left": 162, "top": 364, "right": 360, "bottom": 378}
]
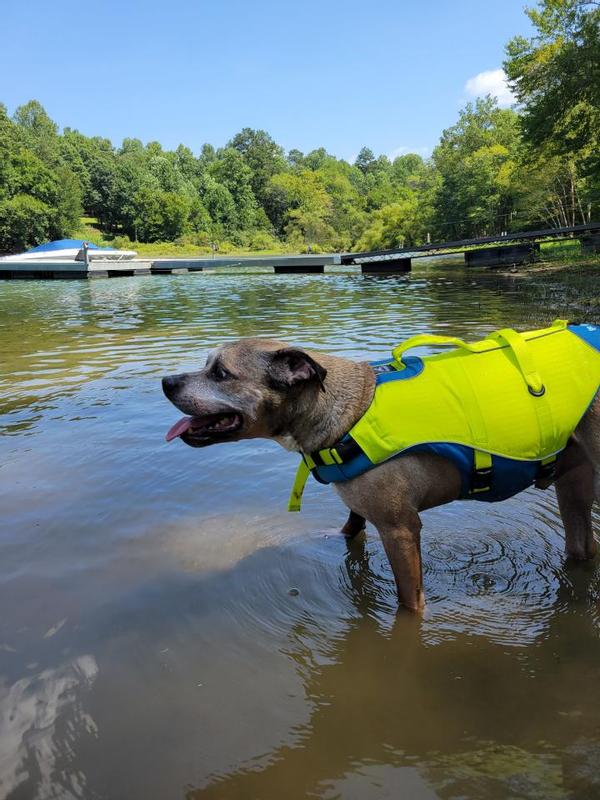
[{"left": 162, "top": 373, "right": 186, "bottom": 399}]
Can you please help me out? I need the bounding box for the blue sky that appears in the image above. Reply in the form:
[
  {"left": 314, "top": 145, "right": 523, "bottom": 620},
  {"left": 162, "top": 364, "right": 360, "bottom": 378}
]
[{"left": 1, "top": 0, "right": 534, "bottom": 161}]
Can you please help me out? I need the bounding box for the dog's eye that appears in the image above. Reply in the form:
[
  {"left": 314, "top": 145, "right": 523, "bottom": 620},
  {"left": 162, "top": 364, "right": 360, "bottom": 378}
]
[{"left": 212, "top": 364, "right": 231, "bottom": 382}]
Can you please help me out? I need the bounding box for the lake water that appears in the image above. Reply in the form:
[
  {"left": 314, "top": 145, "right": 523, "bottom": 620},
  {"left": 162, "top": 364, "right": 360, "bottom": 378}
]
[{"left": 1, "top": 265, "right": 599, "bottom": 800}]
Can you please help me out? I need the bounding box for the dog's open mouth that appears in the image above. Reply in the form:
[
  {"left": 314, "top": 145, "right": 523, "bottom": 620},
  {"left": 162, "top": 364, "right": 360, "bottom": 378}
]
[{"left": 165, "top": 412, "right": 243, "bottom": 446}]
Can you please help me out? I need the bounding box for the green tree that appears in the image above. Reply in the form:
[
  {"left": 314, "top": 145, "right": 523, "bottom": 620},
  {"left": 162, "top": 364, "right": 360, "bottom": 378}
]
[
  {"left": 505, "top": 0, "right": 600, "bottom": 211},
  {"left": 431, "top": 97, "right": 521, "bottom": 238},
  {"left": 203, "top": 179, "right": 238, "bottom": 235},
  {"left": 355, "top": 147, "right": 376, "bottom": 175},
  {"left": 188, "top": 199, "right": 211, "bottom": 234},
  {"left": 505, "top": 1, "right": 600, "bottom": 160},
  {"left": 265, "top": 170, "right": 332, "bottom": 241},
  {"left": 0, "top": 103, "right": 81, "bottom": 251},
  {"left": 315, "top": 159, "right": 367, "bottom": 249},
  {"left": 198, "top": 143, "right": 217, "bottom": 170},
  {"left": 60, "top": 129, "right": 117, "bottom": 223},
  {"left": 174, "top": 144, "right": 203, "bottom": 186},
  {"left": 133, "top": 188, "right": 190, "bottom": 242},
  {"left": 0, "top": 195, "right": 53, "bottom": 252},
  {"left": 53, "top": 165, "right": 82, "bottom": 234},
  {"left": 229, "top": 128, "right": 286, "bottom": 206},
  {"left": 390, "top": 154, "right": 426, "bottom": 189},
  {"left": 356, "top": 196, "right": 425, "bottom": 250},
  {"left": 303, "top": 148, "right": 331, "bottom": 171},
  {"left": 285, "top": 208, "right": 338, "bottom": 249},
  {"left": 12, "top": 99, "right": 60, "bottom": 164},
  {"left": 209, "top": 148, "right": 259, "bottom": 231},
  {"left": 512, "top": 149, "right": 591, "bottom": 227},
  {"left": 287, "top": 149, "right": 305, "bottom": 169},
  {"left": 105, "top": 154, "right": 151, "bottom": 235}
]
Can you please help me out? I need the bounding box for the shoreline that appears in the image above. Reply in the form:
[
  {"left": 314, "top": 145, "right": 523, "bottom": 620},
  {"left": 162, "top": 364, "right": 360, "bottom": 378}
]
[
  {"left": 495, "top": 257, "right": 600, "bottom": 319},
  {"left": 497, "top": 254, "right": 600, "bottom": 277}
]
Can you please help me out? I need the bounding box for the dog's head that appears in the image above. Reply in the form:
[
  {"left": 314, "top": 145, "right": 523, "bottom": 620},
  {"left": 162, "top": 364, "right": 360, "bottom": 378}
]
[{"left": 162, "top": 338, "right": 327, "bottom": 448}]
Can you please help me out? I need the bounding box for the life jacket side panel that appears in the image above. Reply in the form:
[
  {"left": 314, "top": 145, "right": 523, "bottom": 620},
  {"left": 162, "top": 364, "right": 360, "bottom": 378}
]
[
  {"left": 311, "top": 323, "right": 599, "bottom": 503},
  {"left": 349, "top": 326, "right": 600, "bottom": 465}
]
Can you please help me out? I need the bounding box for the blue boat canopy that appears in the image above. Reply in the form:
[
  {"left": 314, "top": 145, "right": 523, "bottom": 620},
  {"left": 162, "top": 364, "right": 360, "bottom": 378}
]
[{"left": 27, "top": 239, "right": 107, "bottom": 253}]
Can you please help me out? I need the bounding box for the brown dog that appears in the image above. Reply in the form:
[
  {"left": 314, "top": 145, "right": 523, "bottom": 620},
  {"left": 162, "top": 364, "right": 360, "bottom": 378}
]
[{"left": 162, "top": 338, "right": 600, "bottom": 611}]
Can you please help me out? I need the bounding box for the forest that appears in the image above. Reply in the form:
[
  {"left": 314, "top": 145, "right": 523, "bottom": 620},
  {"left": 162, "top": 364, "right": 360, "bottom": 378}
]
[{"left": 0, "top": 0, "right": 598, "bottom": 255}]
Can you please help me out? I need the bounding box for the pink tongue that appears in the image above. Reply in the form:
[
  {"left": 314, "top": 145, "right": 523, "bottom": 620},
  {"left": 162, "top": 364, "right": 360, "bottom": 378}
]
[{"left": 165, "top": 416, "right": 193, "bottom": 442}]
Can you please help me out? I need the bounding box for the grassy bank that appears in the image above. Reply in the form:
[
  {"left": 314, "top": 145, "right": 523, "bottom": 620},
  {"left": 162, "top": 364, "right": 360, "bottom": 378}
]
[
  {"left": 516, "top": 240, "right": 600, "bottom": 272},
  {"left": 75, "top": 218, "right": 306, "bottom": 259},
  {"left": 75, "top": 219, "right": 600, "bottom": 267},
  {"left": 497, "top": 242, "right": 600, "bottom": 319}
]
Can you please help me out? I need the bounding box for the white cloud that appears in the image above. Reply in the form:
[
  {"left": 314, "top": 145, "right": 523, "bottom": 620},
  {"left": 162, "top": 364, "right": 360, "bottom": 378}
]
[{"left": 464, "top": 68, "right": 515, "bottom": 108}]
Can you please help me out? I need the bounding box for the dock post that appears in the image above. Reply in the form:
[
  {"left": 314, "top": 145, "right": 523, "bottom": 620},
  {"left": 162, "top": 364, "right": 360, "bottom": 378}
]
[
  {"left": 273, "top": 264, "right": 325, "bottom": 274},
  {"left": 580, "top": 234, "right": 600, "bottom": 253},
  {"left": 465, "top": 244, "right": 538, "bottom": 267},
  {"left": 361, "top": 258, "right": 411, "bottom": 274}
]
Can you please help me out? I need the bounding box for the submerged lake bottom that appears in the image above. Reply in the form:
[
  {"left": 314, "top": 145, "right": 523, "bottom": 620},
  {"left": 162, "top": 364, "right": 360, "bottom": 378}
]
[{"left": 1, "top": 265, "right": 599, "bottom": 800}]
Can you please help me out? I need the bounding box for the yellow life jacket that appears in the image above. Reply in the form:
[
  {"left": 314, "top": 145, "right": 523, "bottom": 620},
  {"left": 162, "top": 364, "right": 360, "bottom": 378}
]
[{"left": 288, "top": 320, "right": 600, "bottom": 511}]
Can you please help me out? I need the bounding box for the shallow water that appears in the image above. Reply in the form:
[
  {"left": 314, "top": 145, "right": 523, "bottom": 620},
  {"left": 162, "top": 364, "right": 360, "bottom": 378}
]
[{"left": 1, "top": 265, "right": 599, "bottom": 800}]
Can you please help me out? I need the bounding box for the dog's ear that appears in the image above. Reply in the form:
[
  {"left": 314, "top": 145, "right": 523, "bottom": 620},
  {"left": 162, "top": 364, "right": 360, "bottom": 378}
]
[{"left": 267, "top": 348, "right": 327, "bottom": 392}]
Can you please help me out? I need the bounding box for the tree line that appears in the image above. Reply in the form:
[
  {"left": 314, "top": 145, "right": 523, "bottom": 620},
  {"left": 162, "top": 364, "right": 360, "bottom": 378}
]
[{"left": 0, "top": 0, "right": 598, "bottom": 255}]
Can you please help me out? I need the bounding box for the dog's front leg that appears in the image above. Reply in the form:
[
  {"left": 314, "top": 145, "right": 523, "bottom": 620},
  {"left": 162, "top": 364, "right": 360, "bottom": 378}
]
[
  {"left": 377, "top": 511, "right": 424, "bottom": 612},
  {"left": 335, "top": 454, "right": 459, "bottom": 612},
  {"left": 341, "top": 510, "right": 366, "bottom": 539}
]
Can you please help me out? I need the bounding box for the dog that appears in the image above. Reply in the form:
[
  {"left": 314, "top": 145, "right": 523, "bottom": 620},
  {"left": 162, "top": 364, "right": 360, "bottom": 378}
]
[{"left": 162, "top": 336, "right": 600, "bottom": 612}]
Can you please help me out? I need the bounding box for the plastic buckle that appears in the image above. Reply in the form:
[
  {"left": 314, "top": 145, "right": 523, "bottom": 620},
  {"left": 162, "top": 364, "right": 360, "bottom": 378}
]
[
  {"left": 471, "top": 467, "right": 492, "bottom": 492},
  {"left": 537, "top": 460, "right": 556, "bottom": 482}
]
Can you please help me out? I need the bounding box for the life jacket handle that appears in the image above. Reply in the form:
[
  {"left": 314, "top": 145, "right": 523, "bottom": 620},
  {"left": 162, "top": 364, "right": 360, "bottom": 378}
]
[
  {"left": 392, "top": 333, "right": 492, "bottom": 367},
  {"left": 487, "top": 328, "right": 544, "bottom": 395},
  {"left": 391, "top": 320, "right": 568, "bottom": 395}
]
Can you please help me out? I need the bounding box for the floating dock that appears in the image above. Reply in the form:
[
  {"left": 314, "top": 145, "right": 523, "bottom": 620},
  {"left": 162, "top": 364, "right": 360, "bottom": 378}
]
[
  {"left": 0, "top": 255, "right": 341, "bottom": 279},
  {"left": 150, "top": 254, "right": 340, "bottom": 275},
  {"left": 0, "top": 259, "right": 153, "bottom": 280},
  {"left": 1, "top": 222, "right": 598, "bottom": 279}
]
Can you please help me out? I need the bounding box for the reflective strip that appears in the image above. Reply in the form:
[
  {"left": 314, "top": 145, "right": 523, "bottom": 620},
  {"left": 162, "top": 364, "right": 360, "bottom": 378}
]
[{"left": 288, "top": 459, "right": 311, "bottom": 512}]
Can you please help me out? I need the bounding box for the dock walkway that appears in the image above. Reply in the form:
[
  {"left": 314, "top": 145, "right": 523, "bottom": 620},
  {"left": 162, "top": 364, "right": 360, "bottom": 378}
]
[{"left": 1, "top": 222, "right": 598, "bottom": 279}]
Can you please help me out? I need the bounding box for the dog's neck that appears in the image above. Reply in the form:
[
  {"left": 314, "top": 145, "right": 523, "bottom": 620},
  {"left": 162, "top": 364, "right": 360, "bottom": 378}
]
[{"left": 276, "top": 355, "right": 376, "bottom": 454}]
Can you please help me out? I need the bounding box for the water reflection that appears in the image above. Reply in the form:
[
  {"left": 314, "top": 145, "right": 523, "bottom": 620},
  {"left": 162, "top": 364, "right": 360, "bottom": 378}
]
[
  {"left": 0, "top": 656, "right": 98, "bottom": 799},
  {"left": 1, "top": 266, "right": 599, "bottom": 799},
  {"left": 187, "top": 519, "right": 600, "bottom": 800}
]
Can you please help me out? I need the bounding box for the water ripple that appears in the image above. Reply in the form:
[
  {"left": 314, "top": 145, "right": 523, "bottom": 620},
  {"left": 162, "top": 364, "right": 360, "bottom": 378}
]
[{"left": 2, "top": 269, "right": 600, "bottom": 800}]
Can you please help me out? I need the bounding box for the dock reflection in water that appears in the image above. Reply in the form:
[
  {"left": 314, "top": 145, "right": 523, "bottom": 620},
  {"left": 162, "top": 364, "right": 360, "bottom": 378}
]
[{"left": 1, "top": 266, "right": 599, "bottom": 800}]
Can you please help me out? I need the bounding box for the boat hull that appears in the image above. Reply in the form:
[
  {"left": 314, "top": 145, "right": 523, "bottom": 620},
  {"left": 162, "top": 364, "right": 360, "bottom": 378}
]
[{"left": 0, "top": 248, "right": 137, "bottom": 262}]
